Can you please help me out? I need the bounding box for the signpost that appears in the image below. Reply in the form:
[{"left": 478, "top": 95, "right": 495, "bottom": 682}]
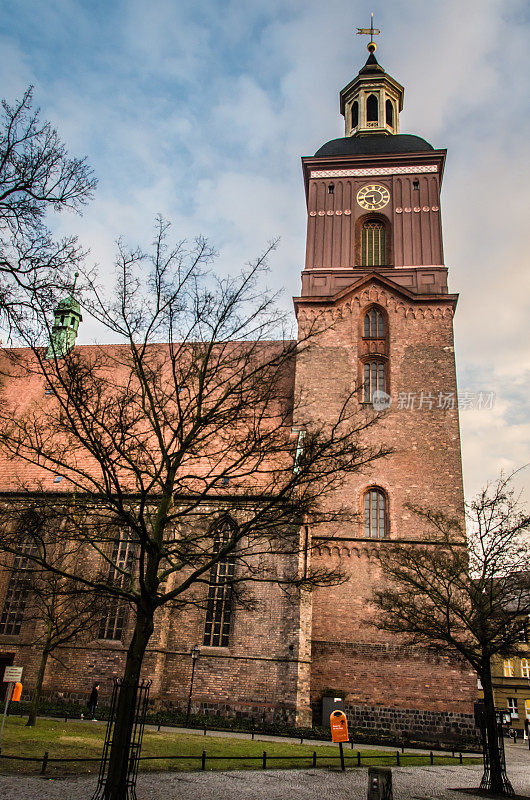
[
  {"left": 330, "top": 709, "right": 348, "bottom": 771},
  {"left": 0, "top": 666, "right": 23, "bottom": 745}
]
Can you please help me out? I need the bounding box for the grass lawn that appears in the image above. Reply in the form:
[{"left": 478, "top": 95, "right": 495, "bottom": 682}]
[{"left": 0, "top": 718, "right": 481, "bottom": 777}]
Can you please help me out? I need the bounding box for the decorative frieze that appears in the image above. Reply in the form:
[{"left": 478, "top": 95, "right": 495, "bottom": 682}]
[{"left": 310, "top": 165, "right": 438, "bottom": 178}]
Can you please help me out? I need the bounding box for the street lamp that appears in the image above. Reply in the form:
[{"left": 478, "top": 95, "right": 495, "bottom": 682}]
[{"left": 186, "top": 645, "right": 200, "bottom": 725}]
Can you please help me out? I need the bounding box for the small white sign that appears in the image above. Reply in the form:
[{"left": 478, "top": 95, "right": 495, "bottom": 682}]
[{"left": 3, "top": 666, "right": 22, "bottom": 683}]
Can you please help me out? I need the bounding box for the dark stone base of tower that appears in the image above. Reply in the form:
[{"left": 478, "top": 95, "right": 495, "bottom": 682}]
[{"left": 0, "top": 41, "right": 477, "bottom": 745}]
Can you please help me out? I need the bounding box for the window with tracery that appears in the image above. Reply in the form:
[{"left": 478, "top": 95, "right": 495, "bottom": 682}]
[
  {"left": 0, "top": 537, "right": 38, "bottom": 635},
  {"left": 99, "top": 534, "right": 135, "bottom": 641},
  {"left": 363, "top": 308, "right": 385, "bottom": 339},
  {"left": 361, "top": 220, "right": 386, "bottom": 267},
  {"left": 363, "top": 361, "right": 386, "bottom": 403},
  {"left": 203, "top": 519, "right": 236, "bottom": 648},
  {"left": 364, "top": 488, "right": 387, "bottom": 539}
]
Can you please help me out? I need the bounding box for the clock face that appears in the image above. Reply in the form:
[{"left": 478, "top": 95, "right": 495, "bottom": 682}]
[{"left": 356, "top": 184, "right": 390, "bottom": 211}]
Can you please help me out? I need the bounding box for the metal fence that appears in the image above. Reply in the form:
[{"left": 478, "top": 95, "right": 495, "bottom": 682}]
[{"left": 0, "top": 747, "right": 471, "bottom": 775}]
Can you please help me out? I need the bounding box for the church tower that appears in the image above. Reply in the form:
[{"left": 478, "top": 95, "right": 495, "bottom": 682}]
[{"left": 294, "top": 32, "right": 478, "bottom": 739}]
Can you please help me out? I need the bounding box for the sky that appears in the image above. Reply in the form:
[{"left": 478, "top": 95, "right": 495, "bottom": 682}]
[{"left": 1, "top": 0, "right": 529, "bottom": 501}]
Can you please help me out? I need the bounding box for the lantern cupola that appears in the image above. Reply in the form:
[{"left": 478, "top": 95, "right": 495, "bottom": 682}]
[{"left": 340, "top": 41, "right": 404, "bottom": 137}]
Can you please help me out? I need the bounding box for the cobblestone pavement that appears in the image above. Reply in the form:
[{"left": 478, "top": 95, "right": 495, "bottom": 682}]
[{"left": 0, "top": 742, "right": 527, "bottom": 799}]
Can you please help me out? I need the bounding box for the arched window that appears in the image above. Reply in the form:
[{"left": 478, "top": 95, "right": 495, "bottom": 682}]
[
  {"left": 99, "top": 533, "right": 135, "bottom": 641},
  {"left": 363, "top": 308, "right": 385, "bottom": 339},
  {"left": 363, "top": 361, "right": 386, "bottom": 403},
  {"left": 361, "top": 220, "right": 386, "bottom": 266},
  {"left": 366, "top": 94, "right": 378, "bottom": 122},
  {"left": 0, "top": 536, "right": 37, "bottom": 635},
  {"left": 385, "top": 99, "right": 393, "bottom": 127},
  {"left": 203, "top": 518, "right": 236, "bottom": 647},
  {"left": 364, "top": 488, "right": 387, "bottom": 538},
  {"left": 351, "top": 101, "right": 359, "bottom": 128}
]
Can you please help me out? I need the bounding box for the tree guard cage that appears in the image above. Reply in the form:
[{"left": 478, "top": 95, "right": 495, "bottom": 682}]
[
  {"left": 478, "top": 709, "right": 514, "bottom": 796},
  {"left": 92, "top": 678, "right": 151, "bottom": 800}
]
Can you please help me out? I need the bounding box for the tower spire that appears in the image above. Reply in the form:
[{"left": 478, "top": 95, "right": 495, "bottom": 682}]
[
  {"left": 340, "top": 18, "right": 403, "bottom": 138},
  {"left": 46, "top": 273, "right": 83, "bottom": 359}
]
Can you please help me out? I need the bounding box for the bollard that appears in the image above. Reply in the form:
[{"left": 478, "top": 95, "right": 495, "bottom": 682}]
[
  {"left": 312, "top": 751, "right": 317, "bottom": 767},
  {"left": 430, "top": 751, "right": 434, "bottom": 765},
  {"left": 203, "top": 727, "right": 207, "bottom": 736},
  {"left": 300, "top": 736, "right": 303, "bottom": 745},
  {"left": 367, "top": 767, "right": 393, "bottom": 800},
  {"left": 459, "top": 752, "right": 463, "bottom": 765},
  {"left": 262, "top": 751, "right": 267, "bottom": 769},
  {"left": 396, "top": 751, "right": 400, "bottom": 766},
  {"left": 201, "top": 750, "right": 206, "bottom": 770},
  {"left": 41, "top": 751, "right": 49, "bottom": 775},
  {"left": 513, "top": 730, "right": 517, "bottom": 744},
  {"left": 357, "top": 751, "right": 361, "bottom": 767},
  {"left": 157, "top": 724, "right": 161, "bottom": 732}
]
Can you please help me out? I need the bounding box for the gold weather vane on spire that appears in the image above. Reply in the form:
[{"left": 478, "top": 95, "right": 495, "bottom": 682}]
[{"left": 356, "top": 12, "right": 381, "bottom": 52}]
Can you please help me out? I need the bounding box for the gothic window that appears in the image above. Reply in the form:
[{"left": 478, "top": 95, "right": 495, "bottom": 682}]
[
  {"left": 361, "top": 220, "right": 386, "bottom": 267},
  {"left": 363, "top": 361, "right": 386, "bottom": 403},
  {"left": 203, "top": 518, "right": 236, "bottom": 648},
  {"left": 366, "top": 94, "right": 378, "bottom": 122},
  {"left": 363, "top": 308, "right": 385, "bottom": 339},
  {"left": 385, "top": 99, "right": 393, "bottom": 127},
  {"left": 351, "top": 101, "right": 359, "bottom": 128},
  {"left": 364, "top": 488, "right": 387, "bottom": 538},
  {"left": 0, "top": 538, "right": 38, "bottom": 635},
  {"left": 99, "top": 534, "right": 135, "bottom": 641}
]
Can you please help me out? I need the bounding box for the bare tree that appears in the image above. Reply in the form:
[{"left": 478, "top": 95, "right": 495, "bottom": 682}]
[
  {"left": 0, "top": 219, "right": 389, "bottom": 799},
  {"left": 371, "top": 474, "right": 530, "bottom": 795},
  {"left": 0, "top": 86, "right": 96, "bottom": 334}
]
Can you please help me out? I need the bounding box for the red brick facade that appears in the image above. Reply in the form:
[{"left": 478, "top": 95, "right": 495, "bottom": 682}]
[{"left": 0, "top": 50, "right": 477, "bottom": 742}]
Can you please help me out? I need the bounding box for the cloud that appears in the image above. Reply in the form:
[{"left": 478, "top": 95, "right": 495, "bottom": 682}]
[{"left": 0, "top": 0, "right": 529, "bottom": 500}]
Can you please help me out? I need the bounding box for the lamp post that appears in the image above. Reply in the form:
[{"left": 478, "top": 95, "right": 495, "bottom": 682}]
[{"left": 186, "top": 645, "right": 200, "bottom": 725}]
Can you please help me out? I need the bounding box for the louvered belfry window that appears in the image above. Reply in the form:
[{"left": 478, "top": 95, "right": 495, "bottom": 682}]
[
  {"left": 99, "top": 534, "right": 135, "bottom": 641},
  {"left": 363, "top": 361, "right": 386, "bottom": 403},
  {"left": 0, "top": 538, "right": 37, "bottom": 635},
  {"left": 364, "top": 489, "right": 386, "bottom": 538},
  {"left": 361, "top": 220, "right": 386, "bottom": 267},
  {"left": 203, "top": 519, "right": 236, "bottom": 648}
]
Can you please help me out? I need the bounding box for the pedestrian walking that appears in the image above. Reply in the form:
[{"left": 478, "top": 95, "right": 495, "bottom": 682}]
[{"left": 87, "top": 683, "right": 99, "bottom": 720}]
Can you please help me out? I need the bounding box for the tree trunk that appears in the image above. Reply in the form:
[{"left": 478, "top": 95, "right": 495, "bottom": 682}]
[
  {"left": 26, "top": 644, "right": 51, "bottom": 727},
  {"left": 480, "top": 658, "right": 510, "bottom": 794},
  {"left": 102, "top": 604, "right": 154, "bottom": 800}
]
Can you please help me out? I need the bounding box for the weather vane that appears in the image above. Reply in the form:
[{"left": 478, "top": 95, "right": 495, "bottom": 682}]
[{"left": 356, "top": 12, "right": 381, "bottom": 53}]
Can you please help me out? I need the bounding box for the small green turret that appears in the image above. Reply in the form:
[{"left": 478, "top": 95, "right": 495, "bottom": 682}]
[{"left": 46, "top": 273, "right": 83, "bottom": 359}]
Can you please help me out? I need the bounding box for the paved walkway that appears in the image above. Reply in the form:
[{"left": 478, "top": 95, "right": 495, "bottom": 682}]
[{"left": 0, "top": 740, "right": 527, "bottom": 799}]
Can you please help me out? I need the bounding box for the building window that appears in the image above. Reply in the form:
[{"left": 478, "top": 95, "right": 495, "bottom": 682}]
[
  {"left": 363, "top": 361, "right": 386, "bottom": 403},
  {"left": 385, "top": 99, "right": 393, "bottom": 127},
  {"left": 507, "top": 697, "right": 518, "bottom": 719},
  {"left": 521, "top": 659, "right": 529, "bottom": 678},
  {"left": 366, "top": 94, "right": 378, "bottom": 122},
  {"left": 203, "top": 519, "right": 236, "bottom": 648},
  {"left": 0, "top": 538, "right": 38, "bottom": 636},
  {"left": 364, "top": 488, "right": 386, "bottom": 539},
  {"left": 361, "top": 220, "right": 386, "bottom": 267},
  {"left": 99, "top": 534, "right": 135, "bottom": 641},
  {"left": 503, "top": 659, "right": 515, "bottom": 677},
  {"left": 518, "top": 621, "right": 528, "bottom": 643},
  {"left": 525, "top": 699, "right": 530, "bottom": 719},
  {"left": 363, "top": 308, "right": 385, "bottom": 339},
  {"left": 351, "top": 101, "right": 359, "bottom": 128}
]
